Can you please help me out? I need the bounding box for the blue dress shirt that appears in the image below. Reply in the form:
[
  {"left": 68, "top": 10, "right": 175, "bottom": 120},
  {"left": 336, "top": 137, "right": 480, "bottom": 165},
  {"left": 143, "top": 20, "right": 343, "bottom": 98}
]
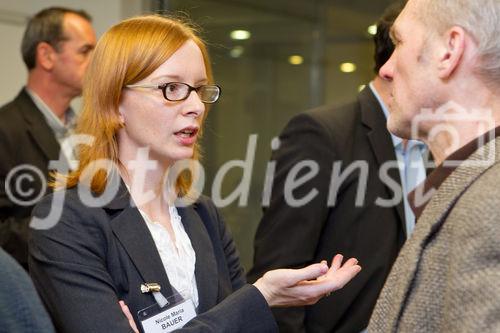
[{"left": 369, "top": 83, "right": 427, "bottom": 237}]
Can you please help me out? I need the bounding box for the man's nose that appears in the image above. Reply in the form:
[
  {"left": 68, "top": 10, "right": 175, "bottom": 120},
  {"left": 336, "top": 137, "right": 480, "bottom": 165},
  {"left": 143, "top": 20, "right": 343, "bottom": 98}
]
[{"left": 379, "top": 54, "right": 395, "bottom": 81}]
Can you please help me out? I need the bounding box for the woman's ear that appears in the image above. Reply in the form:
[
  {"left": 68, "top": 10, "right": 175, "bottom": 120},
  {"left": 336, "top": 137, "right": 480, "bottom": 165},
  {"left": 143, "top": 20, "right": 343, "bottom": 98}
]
[
  {"left": 437, "top": 26, "right": 466, "bottom": 79},
  {"left": 118, "top": 107, "right": 125, "bottom": 127}
]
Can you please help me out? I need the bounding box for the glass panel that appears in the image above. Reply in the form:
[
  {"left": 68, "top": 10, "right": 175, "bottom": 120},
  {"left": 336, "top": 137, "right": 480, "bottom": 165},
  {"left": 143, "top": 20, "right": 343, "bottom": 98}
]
[{"left": 151, "top": 0, "right": 397, "bottom": 269}]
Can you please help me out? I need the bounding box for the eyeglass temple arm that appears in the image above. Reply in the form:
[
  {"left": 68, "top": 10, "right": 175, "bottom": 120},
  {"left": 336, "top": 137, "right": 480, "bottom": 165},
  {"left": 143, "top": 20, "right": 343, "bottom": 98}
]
[{"left": 125, "top": 83, "right": 160, "bottom": 88}]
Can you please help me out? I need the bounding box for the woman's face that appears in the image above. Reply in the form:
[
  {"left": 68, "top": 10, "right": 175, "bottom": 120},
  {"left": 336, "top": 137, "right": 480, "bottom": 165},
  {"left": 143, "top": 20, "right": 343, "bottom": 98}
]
[{"left": 118, "top": 40, "right": 207, "bottom": 166}]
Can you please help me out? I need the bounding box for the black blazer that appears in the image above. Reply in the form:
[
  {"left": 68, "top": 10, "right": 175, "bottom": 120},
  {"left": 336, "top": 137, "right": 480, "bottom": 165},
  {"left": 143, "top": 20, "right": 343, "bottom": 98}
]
[
  {"left": 29, "top": 183, "right": 277, "bottom": 333},
  {"left": 248, "top": 87, "right": 407, "bottom": 332},
  {"left": 0, "top": 88, "right": 63, "bottom": 267}
]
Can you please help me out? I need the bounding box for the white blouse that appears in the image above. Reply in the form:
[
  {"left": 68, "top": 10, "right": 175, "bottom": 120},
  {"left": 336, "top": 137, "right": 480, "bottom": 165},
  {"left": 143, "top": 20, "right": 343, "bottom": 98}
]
[{"left": 138, "top": 205, "right": 199, "bottom": 307}]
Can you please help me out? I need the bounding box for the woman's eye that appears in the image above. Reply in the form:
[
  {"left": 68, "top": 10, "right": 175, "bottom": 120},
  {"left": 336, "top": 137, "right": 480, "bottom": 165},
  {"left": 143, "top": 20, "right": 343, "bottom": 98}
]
[{"left": 167, "top": 84, "right": 179, "bottom": 92}]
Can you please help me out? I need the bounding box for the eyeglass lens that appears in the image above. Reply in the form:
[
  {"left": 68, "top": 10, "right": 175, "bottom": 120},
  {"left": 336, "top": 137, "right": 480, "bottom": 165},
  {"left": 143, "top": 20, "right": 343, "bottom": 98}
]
[{"left": 162, "top": 83, "right": 220, "bottom": 103}]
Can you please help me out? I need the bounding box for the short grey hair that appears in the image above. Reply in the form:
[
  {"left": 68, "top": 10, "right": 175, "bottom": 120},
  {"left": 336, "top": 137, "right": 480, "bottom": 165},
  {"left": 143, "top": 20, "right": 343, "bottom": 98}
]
[
  {"left": 21, "top": 7, "right": 92, "bottom": 70},
  {"left": 416, "top": 0, "right": 500, "bottom": 86}
]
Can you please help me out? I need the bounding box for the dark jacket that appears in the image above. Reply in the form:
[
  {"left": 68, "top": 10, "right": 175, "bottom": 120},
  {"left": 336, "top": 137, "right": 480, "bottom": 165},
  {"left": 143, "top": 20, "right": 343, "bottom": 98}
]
[
  {"left": 29, "top": 184, "right": 277, "bottom": 333},
  {"left": 0, "top": 88, "right": 63, "bottom": 267},
  {"left": 248, "top": 87, "right": 406, "bottom": 332}
]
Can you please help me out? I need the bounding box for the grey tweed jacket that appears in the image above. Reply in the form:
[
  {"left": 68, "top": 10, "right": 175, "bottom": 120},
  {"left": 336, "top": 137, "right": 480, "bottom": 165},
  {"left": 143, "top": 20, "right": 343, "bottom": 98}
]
[{"left": 369, "top": 136, "right": 500, "bottom": 332}]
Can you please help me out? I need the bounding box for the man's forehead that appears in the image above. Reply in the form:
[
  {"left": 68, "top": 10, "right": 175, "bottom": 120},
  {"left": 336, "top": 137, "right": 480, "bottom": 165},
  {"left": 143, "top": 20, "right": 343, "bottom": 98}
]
[
  {"left": 399, "top": 0, "right": 422, "bottom": 23},
  {"left": 62, "top": 13, "right": 95, "bottom": 42},
  {"left": 389, "top": 16, "right": 402, "bottom": 40},
  {"left": 390, "top": 3, "right": 413, "bottom": 37},
  {"left": 63, "top": 14, "right": 92, "bottom": 33}
]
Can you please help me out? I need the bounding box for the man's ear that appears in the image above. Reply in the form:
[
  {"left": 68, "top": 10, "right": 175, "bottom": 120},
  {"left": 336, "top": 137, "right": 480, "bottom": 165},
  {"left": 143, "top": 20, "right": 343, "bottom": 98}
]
[
  {"left": 36, "top": 42, "right": 57, "bottom": 71},
  {"left": 437, "top": 26, "right": 466, "bottom": 79}
]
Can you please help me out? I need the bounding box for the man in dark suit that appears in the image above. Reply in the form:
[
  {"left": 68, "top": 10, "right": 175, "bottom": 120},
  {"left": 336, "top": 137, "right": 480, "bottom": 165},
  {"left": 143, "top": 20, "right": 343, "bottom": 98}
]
[
  {"left": 248, "top": 3, "right": 427, "bottom": 332},
  {"left": 0, "top": 7, "right": 96, "bottom": 268}
]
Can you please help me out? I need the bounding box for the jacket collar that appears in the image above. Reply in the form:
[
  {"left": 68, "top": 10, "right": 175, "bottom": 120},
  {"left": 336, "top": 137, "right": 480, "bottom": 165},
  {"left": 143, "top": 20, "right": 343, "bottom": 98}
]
[
  {"left": 16, "top": 88, "right": 64, "bottom": 165},
  {"left": 105, "top": 180, "right": 219, "bottom": 310},
  {"left": 359, "top": 87, "right": 407, "bottom": 234},
  {"left": 177, "top": 205, "right": 218, "bottom": 312},
  {"left": 107, "top": 181, "right": 174, "bottom": 298},
  {"left": 408, "top": 126, "right": 500, "bottom": 220},
  {"left": 377, "top": 136, "right": 500, "bottom": 330}
]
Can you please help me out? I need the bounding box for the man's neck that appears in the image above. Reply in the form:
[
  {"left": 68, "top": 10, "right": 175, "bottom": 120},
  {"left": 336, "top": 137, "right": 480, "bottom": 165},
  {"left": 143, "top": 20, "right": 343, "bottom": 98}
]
[
  {"left": 421, "top": 77, "right": 500, "bottom": 165},
  {"left": 27, "top": 73, "right": 73, "bottom": 122},
  {"left": 425, "top": 120, "right": 499, "bottom": 166}
]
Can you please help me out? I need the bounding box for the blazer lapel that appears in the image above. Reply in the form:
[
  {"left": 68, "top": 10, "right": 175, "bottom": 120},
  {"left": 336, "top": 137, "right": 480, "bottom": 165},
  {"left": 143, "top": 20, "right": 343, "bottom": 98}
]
[
  {"left": 16, "top": 89, "right": 64, "bottom": 165},
  {"left": 103, "top": 180, "right": 219, "bottom": 310},
  {"left": 107, "top": 183, "right": 174, "bottom": 298},
  {"left": 177, "top": 205, "right": 218, "bottom": 313},
  {"left": 376, "top": 137, "right": 500, "bottom": 331},
  {"left": 360, "top": 87, "right": 407, "bottom": 232}
]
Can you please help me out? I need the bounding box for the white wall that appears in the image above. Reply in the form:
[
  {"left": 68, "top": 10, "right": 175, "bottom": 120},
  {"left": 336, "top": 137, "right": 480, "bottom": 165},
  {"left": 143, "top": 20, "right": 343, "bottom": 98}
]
[{"left": 0, "top": 0, "right": 144, "bottom": 106}]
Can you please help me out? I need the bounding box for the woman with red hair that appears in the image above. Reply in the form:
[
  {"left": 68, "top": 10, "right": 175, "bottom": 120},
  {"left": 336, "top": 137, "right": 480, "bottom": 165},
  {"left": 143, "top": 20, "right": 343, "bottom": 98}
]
[{"left": 29, "top": 15, "right": 361, "bottom": 333}]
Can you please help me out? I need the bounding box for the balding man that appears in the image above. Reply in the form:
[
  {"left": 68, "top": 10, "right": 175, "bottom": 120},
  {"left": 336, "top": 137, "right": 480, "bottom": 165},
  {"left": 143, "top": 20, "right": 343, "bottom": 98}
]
[
  {"left": 370, "top": 0, "right": 500, "bottom": 331},
  {"left": 0, "top": 7, "right": 96, "bottom": 268}
]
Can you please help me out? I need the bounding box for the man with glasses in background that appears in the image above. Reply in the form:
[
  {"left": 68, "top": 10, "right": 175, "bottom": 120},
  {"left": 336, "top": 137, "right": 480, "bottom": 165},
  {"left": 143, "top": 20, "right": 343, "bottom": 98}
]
[{"left": 0, "top": 7, "right": 96, "bottom": 269}]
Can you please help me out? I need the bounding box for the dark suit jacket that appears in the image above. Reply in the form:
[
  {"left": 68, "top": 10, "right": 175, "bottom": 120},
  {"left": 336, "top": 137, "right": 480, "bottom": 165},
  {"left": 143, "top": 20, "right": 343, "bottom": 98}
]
[
  {"left": 0, "top": 88, "right": 63, "bottom": 267},
  {"left": 248, "top": 87, "right": 406, "bottom": 332},
  {"left": 0, "top": 247, "right": 55, "bottom": 332},
  {"left": 29, "top": 183, "right": 277, "bottom": 333}
]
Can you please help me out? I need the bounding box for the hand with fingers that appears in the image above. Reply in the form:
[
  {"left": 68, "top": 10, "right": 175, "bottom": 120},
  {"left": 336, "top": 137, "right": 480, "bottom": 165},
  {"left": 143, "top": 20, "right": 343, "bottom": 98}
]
[
  {"left": 253, "top": 254, "right": 361, "bottom": 307},
  {"left": 117, "top": 254, "right": 360, "bottom": 331}
]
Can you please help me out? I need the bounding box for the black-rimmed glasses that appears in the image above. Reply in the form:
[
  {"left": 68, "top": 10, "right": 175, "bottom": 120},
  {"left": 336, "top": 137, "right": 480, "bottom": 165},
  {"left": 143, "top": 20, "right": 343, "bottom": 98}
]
[{"left": 126, "top": 82, "right": 221, "bottom": 104}]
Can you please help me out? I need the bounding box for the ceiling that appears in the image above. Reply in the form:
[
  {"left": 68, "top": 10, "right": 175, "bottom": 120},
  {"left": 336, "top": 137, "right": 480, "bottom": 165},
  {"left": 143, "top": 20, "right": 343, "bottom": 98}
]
[
  {"left": 159, "top": 0, "right": 397, "bottom": 66},
  {"left": 150, "top": 0, "right": 401, "bottom": 106}
]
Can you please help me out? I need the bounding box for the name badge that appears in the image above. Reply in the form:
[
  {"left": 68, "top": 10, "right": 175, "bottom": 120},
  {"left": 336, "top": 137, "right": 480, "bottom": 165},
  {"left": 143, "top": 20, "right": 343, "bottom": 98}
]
[{"left": 139, "top": 297, "right": 196, "bottom": 333}]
